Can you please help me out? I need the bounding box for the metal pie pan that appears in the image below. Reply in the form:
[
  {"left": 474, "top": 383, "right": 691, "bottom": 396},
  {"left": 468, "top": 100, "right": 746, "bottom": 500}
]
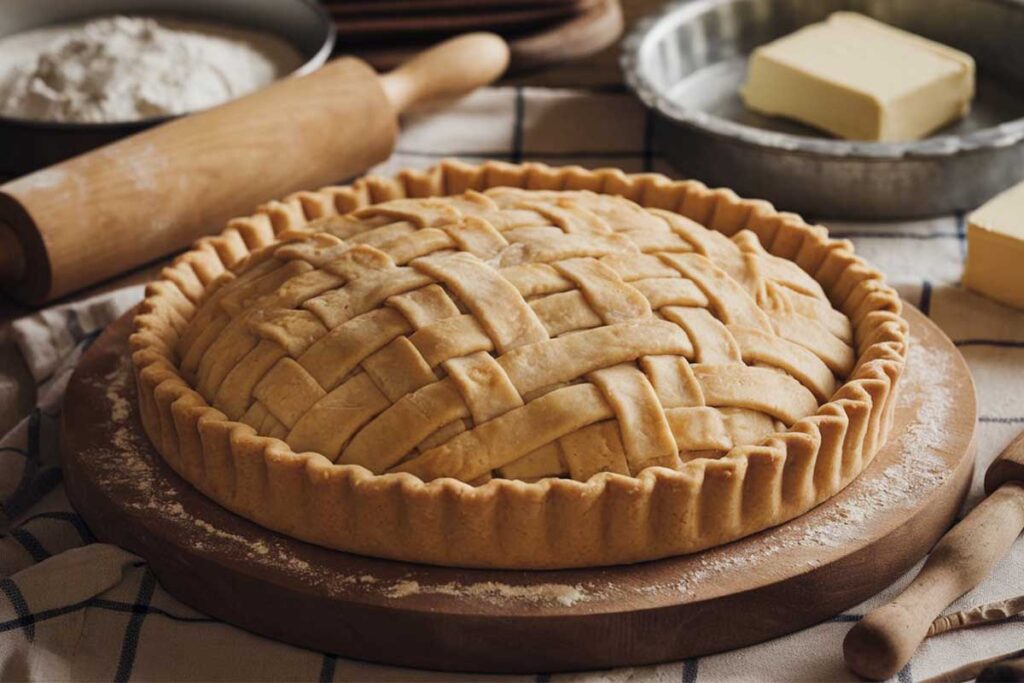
[
  {"left": 622, "top": 0, "right": 1024, "bottom": 219},
  {"left": 0, "top": 0, "right": 336, "bottom": 177}
]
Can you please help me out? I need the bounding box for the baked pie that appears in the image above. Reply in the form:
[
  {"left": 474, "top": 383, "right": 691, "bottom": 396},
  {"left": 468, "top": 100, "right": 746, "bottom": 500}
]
[{"left": 131, "top": 161, "right": 907, "bottom": 569}]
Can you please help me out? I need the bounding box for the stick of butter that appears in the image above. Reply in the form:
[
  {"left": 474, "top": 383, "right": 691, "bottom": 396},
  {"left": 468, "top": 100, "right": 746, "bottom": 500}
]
[
  {"left": 964, "top": 181, "right": 1024, "bottom": 310},
  {"left": 741, "top": 12, "right": 975, "bottom": 142}
]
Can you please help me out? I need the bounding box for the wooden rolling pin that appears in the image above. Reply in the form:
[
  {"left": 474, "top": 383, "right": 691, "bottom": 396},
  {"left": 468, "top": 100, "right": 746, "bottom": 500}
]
[
  {"left": 0, "top": 33, "right": 509, "bottom": 305},
  {"left": 844, "top": 430, "right": 1024, "bottom": 680}
]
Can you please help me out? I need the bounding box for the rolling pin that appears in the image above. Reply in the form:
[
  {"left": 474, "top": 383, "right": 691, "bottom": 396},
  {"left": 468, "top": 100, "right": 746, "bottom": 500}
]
[
  {"left": 0, "top": 33, "right": 509, "bottom": 305},
  {"left": 844, "top": 430, "right": 1024, "bottom": 680}
]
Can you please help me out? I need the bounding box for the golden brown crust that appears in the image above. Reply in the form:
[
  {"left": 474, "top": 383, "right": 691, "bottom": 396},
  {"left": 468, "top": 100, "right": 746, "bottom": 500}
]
[{"left": 130, "top": 160, "right": 908, "bottom": 569}]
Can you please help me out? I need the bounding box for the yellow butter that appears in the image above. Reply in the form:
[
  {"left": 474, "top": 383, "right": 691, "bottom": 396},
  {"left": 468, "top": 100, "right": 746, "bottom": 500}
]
[
  {"left": 741, "top": 12, "right": 974, "bottom": 142},
  {"left": 964, "top": 181, "right": 1024, "bottom": 310}
]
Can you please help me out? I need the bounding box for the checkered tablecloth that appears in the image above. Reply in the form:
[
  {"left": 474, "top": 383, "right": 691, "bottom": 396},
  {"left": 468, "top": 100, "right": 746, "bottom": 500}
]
[{"left": 1, "top": 87, "right": 1022, "bottom": 682}]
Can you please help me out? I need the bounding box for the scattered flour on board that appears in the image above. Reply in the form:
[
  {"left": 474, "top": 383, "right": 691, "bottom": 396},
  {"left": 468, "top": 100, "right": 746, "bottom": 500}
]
[
  {"left": 385, "top": 579, "right": 588, "bottom": 607},
  {"left": 86, "top": 332, "right": 953, "bottom": 605},
  {"left": 639, "top": 336, "right": 956, "bottom": 596},
  {"left": 90, "top": 359, "right": 313, "bottom": 576},
  {"left": 88, "top": 359, "right": 594, "bottom": 606},
  {"left": 102, "top": 364, "right": 133, "bottom": 451},
  {"left": 804, "top": 339, "right": 953, "bottom": 539}
]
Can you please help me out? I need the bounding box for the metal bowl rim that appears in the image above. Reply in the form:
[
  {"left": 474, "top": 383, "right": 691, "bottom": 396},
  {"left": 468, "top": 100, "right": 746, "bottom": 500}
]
[
  {"left": 0, "top": 0, "right": 336, "bottom": 131},
  {"left": 620, "top": 0, "right": 1024, "bottom": 161}
]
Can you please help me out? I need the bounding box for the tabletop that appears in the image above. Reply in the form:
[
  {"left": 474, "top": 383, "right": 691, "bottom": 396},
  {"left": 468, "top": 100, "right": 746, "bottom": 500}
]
[{"left": 1, "top": 7, "right": 1023, "bottom": 680}]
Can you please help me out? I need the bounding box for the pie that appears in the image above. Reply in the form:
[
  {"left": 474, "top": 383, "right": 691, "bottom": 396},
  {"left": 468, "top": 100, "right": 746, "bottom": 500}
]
[{"left": 131, "top": 161, "right": 908, "bottom": 569}]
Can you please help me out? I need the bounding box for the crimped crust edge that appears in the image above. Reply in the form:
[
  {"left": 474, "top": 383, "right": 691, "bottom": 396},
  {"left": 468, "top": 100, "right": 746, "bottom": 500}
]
[{"left": 129, "top": 160, "right": 908, "bottom": 569}]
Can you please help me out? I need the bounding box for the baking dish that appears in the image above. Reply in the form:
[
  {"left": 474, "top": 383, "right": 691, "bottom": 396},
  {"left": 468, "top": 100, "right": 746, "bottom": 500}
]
[{"left": 622, "top": 0, "right": 1024, "bottom": 218}]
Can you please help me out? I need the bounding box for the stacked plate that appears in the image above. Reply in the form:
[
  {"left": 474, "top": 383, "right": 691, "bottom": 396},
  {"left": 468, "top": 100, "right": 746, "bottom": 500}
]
[{"left": 323, "top": 0, "right": 623, "bottom": 72}]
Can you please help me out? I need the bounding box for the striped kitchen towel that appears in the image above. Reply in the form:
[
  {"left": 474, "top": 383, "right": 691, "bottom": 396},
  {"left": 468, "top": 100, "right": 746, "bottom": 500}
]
[{"left": 0, "top": 87, "right": 1022, "bottom": 682}]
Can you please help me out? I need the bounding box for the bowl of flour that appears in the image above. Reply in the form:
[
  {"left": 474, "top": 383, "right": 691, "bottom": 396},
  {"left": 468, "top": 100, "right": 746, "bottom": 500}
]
[{"left": 0, "top": 0, "right": 334, "bottom": 175}]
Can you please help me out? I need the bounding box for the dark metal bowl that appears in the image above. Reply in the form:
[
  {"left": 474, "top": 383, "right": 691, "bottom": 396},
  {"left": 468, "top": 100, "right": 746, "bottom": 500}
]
[{"left": 0, "top": 0, "right": 335, "bottom": 178}]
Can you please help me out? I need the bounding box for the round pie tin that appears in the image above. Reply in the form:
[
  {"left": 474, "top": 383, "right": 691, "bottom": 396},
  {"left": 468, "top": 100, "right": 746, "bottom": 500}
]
[{"left": 622, "top": 0, "right": 1024, "bottom": 219}]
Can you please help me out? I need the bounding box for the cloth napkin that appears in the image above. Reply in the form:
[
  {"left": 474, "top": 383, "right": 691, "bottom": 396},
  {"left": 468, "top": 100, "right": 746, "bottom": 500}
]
[{"left": 1, "top": 87, "right": 1022, "bottom": 682}]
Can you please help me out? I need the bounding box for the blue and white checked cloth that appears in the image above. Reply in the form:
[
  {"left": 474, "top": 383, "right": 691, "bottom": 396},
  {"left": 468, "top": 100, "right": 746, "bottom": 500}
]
[{"left": 1, "top": 87, "right": 1022, "bottom": 682}]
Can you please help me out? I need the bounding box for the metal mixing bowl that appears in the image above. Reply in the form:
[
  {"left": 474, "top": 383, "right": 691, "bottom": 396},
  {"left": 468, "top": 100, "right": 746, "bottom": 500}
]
[
  {"left": 0, "top": 0, "right": 335, "bottom": 177},
  {"left": 622, "top": 0, "right": 1024, "bottom": 219}
]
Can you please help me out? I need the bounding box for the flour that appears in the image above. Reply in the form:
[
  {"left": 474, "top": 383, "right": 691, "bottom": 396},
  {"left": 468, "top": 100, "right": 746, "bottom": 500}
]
[
  {"left": 104, "top": 366, "right": 131, "bottom": 423},
  {"left": 385, "top": 579, "right": 589, "bottom": 607},
  {"left": 88, "top": 329, "right": 955, "bottom": 608},
  {"left": 101, "top": 363, "right": 134, "bottom": 452},
  {"left": 0, "top": 15, "right": 301, "bottom": 123},
  {"left": 90, "top": 360, "right": 290, "bottom": 567},
  {"left": 636, "top": 334, "right": 957, "bottom": 596},
  {"left": 91, "top": 357, "right": 595, "bottom": 608}
]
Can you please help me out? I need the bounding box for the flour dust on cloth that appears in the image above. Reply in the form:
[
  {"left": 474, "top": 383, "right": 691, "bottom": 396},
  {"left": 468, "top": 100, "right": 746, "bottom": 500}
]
[{"left": 0, "top": 88, "right": 1023, "bottom": 681}]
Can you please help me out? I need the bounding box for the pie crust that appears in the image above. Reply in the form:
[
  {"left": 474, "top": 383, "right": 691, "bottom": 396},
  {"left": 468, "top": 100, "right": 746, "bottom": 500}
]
[{"left": 131, "top": 160, "right": 908, "bottom": 569}]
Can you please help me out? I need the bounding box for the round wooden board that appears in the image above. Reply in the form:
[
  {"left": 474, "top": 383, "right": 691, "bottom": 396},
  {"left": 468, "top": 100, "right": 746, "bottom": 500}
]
[
  {"left": 347, "top": 0, "right": 624, "bottom": 74},
  {"left": 61, "top": 305, "right": 975, "bottom": 674}
]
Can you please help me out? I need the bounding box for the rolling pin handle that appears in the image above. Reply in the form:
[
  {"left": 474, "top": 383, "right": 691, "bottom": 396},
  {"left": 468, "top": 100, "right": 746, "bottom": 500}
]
[
  {"left": 844, "top": 482, "right": 1024, "bottom": 680},
  {"left": 0, "top": 221, "right": 26, "bottom": 285},
  {"left": 379, "top": 33, "right": 510, "bottom": 114}
]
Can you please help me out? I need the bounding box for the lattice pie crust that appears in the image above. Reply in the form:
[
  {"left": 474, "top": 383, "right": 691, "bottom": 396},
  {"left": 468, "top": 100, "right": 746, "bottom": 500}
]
[{"left": 131, "top": 161, "right": 908, "bottom": 569}]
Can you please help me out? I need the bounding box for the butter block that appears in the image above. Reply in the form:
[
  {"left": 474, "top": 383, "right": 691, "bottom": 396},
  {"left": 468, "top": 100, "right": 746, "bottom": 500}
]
[
  {"left": 964, "top": 181, "right": 1024, "bottom": 310},
  {"left": 741, "top": 12, "right": 975, "bottom": 141}
]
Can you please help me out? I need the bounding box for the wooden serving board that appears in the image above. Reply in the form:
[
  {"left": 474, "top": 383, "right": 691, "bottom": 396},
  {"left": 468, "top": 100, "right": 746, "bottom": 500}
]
[{"left": 61, "top": 305, "right": 975, "bottom": 673}]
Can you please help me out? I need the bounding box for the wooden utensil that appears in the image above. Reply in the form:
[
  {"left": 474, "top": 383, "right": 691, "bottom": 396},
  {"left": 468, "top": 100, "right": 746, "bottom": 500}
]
[
  {"left": 928, "top": 593, "right": 1024, "bottom": 635},
  {"left": 844, "top": 430, "right": 1024, "bottom": 680},
  {"left": 919, "top": 647, "right": 1024, "bottom": 683},
  {"left": 979, "top": 653, "right": 1024, "bottom": 682},
  {"left": 0, "top": 32, "right": 509, "bottom": 306}
]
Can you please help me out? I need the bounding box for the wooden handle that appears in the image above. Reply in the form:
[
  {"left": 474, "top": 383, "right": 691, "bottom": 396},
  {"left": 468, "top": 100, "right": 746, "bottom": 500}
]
[
  {"left": 986, "top": 429, "right": 1024, "bottom": 494},
  {"left": 844, "top": 482, "right": 1024, "bottom": 680},
  {"left": 920, "top": 648, "right": 1024, "bottom": 683},
  {"left": 928, "top": 593, "right": 1024, "bottom": 635},
  {"left": 979, "top": 654, "right": 1024, "bottom": 682},
  {"left": 379, "top": 32, "right": 509, "bottom": 113},
  {"left": 0, "top": 222, "right": 24, "bottom": 284}
]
